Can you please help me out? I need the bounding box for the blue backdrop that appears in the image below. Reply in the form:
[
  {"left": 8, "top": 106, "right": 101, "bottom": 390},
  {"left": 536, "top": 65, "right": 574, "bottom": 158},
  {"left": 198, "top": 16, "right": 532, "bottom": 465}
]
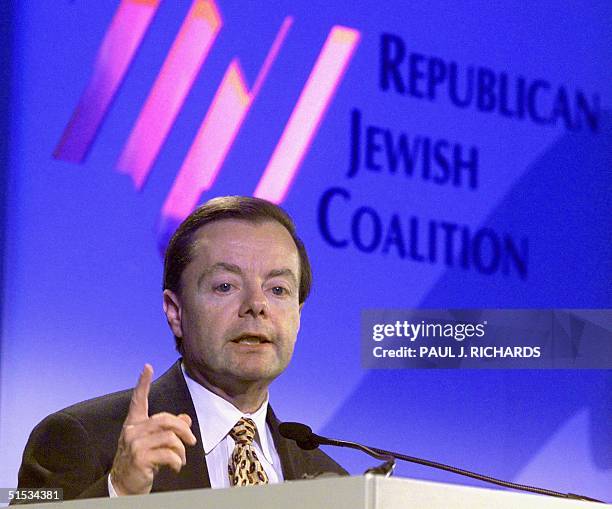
[{"left": 1, "top": 0, "right": 610, "bottom": 502}]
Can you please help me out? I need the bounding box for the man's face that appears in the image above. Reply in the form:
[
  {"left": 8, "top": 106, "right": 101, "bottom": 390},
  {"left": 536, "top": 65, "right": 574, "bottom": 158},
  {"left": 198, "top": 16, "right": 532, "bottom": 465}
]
[{"left": 163, "top": 219, "right": 302, "bottom": 395}]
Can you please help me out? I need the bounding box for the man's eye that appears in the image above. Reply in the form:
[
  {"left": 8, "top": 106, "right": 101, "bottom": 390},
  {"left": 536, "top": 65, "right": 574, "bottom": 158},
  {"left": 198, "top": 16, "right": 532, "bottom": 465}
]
[
  {"left": 271, "top": 286, "right": 287, "bottom": 296},
  {"left": 215, "top": 283, "right": 232, "bottom": 292}
]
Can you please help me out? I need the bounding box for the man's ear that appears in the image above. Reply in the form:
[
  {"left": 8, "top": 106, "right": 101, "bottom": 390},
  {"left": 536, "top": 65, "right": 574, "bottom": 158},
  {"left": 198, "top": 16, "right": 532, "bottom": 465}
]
[
  {"left": 296, "top": 302, "right": 304, "bottom": 335},
  {"left": 163, "top": 289, "right": 183, "bottom": 338}
]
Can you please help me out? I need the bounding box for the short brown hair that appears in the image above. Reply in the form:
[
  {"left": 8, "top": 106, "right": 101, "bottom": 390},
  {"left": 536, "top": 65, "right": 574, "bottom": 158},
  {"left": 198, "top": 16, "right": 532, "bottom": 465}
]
[{"left": 163, "top": 195, "right": 312, "bottom": 302}]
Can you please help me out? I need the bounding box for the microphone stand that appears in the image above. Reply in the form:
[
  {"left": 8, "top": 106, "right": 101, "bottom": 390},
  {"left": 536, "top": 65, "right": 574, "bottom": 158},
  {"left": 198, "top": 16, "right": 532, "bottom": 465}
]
[
  {"left": 280, "top": 423, "right": 603, "bottom": 503},
  {"left": 321, "top": 437, "right": 396, "bottom": 477}
]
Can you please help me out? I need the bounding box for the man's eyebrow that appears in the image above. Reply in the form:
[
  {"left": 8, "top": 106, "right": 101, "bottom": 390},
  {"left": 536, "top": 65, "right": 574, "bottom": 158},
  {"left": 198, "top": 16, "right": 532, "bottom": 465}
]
[
  {"left": 197, "top": 262, "right": 242, "bottom": 287},
  {"left": 266, "top": 268, "right": 298, "bottom": 286},
  {"left": 196, "top": 264, "right": 298, "bottom": 287}
]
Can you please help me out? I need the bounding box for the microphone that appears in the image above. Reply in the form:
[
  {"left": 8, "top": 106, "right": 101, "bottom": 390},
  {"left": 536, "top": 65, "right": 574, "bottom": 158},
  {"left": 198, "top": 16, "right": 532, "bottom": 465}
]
[
  {"left": 279, "top": 422, "right": 395, "bottom": 477},
  {"left": 279, "top": 422, "right": 319, "bottom": 450},
  {"left": 278, "top": 422, "right": 603, "bottom": 503}
]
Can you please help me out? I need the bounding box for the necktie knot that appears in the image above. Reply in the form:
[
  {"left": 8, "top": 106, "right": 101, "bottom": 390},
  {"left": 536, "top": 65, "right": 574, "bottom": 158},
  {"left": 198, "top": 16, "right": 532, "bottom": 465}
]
[
  {"left": 229, "top": 417, "right": 257, "bottom": 446},
  {"left": 228, "top": 417, "right": 269, "bottom": 486}
]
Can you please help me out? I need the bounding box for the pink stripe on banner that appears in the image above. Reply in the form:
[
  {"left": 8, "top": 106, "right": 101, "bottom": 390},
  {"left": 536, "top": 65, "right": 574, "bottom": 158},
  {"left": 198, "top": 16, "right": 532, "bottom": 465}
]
[
  {"left": 164, "top": 60, "right": 250, "bottom": 208},
  {"left": 117, "top": 0, "right": 222, "bottom": 189},
  {"left": 251, "top": 17, "right": 293, "bottom": 98},
  {"left": 160, "top": 17, "right": 293, "bottom": 226},
  {"left": 254, "top": 26, "right": 361, "bottom": 203},
  {"left": 53, "top": 0, "right": 160, "bottom": 163}
]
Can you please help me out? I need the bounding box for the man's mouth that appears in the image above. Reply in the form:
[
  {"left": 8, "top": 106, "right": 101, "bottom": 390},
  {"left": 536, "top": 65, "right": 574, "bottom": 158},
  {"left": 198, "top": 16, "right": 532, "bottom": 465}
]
[{"left": 231, "top": 334, "right": 271, "bottom": 345}]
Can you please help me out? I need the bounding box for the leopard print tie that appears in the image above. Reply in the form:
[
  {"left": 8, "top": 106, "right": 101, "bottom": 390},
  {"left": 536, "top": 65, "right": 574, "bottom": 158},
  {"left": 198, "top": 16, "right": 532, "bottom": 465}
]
[{"left": 228, "top": 417, "right": 270, "bottom": 486}]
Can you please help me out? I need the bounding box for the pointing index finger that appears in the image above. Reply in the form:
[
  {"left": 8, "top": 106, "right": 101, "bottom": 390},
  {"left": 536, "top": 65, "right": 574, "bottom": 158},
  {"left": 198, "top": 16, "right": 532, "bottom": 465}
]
[{"left": 126, "top": 364, "right": 153, "bottom": 425}]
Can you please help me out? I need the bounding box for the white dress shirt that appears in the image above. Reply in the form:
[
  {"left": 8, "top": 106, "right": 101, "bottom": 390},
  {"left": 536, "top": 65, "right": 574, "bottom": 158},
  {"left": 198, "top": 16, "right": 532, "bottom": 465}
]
[{"left": 109, "top": 365, "right": 283, "bottom": 495}]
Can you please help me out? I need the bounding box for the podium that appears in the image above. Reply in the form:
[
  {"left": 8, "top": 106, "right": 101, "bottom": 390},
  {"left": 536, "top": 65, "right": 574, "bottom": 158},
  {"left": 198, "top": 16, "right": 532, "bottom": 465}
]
[{"left": 19, "top": 476, "right": 603, "bottom": 508}]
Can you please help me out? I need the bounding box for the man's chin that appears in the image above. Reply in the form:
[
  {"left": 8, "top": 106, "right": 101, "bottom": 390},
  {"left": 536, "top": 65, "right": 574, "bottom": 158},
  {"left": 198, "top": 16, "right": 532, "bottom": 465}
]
[
  {"left": 228, "top": 358, "right": 288, "bottom": 384},
  {"left": 232, "top": 366, "right": 282, "bottom": 383}
]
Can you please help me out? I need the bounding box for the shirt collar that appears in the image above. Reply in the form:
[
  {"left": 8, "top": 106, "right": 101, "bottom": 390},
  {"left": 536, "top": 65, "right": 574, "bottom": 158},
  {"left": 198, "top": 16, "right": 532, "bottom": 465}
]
[{"left": 181, "top": 363, "right": 274, "bottom": 463}]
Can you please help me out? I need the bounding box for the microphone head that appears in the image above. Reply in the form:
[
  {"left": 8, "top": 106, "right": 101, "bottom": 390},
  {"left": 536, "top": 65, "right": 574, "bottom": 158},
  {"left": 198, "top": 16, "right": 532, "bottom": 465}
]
[{"left": 278, "top": 422, "right": 320, "bottom": 450}]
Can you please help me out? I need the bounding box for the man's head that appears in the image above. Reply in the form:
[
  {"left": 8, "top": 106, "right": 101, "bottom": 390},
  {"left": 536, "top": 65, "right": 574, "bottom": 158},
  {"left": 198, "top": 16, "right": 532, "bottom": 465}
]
[{"left": 162, "top": 196, "right": 311, "bottom": 400}]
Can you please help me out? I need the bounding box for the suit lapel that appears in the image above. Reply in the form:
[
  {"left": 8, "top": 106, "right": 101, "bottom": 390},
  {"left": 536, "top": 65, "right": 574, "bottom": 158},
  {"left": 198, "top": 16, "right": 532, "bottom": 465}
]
[
  {"left": 267, "top": 406, "right": 301, "bottom": 481},
  {"left": 148, "top": 360, "right": 211, "bottom": 492}
]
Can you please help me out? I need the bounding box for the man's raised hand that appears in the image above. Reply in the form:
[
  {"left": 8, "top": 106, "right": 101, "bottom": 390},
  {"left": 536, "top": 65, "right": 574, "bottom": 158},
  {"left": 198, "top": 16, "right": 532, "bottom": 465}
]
[{"left": 110, "top": 364, "right": 197, "bottom": 496}]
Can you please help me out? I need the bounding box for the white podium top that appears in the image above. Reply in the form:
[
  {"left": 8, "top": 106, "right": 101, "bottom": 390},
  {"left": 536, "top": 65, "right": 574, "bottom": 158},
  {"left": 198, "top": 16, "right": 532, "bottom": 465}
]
[{"left": 16, "top": 475, "right": 606, "bottom": 509}]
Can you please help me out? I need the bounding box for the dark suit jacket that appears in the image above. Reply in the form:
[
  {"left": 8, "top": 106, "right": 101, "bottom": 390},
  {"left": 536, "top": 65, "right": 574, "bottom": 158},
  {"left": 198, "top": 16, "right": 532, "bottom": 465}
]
[{"left": 14, "top": 361, "right": 347, "bottom": 503}]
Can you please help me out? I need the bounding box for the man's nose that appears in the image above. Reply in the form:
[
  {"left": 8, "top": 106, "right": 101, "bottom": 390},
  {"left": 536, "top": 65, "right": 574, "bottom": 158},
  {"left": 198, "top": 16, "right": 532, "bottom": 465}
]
[{"left": 238, "top": 285, "right": 269, "bottom": 318}]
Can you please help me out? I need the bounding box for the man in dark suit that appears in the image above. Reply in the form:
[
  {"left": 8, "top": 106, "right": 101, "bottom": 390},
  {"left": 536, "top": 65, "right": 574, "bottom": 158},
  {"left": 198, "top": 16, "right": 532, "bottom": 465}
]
[{"left": 15, "top": 196, "right": 346, "bottom": 502}]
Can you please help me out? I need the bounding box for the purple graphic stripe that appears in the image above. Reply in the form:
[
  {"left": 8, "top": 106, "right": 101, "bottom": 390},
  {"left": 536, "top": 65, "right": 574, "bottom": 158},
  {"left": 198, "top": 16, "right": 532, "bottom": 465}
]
[{"left": 54, "top": 0, "right": 161, "bottom": 163}]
